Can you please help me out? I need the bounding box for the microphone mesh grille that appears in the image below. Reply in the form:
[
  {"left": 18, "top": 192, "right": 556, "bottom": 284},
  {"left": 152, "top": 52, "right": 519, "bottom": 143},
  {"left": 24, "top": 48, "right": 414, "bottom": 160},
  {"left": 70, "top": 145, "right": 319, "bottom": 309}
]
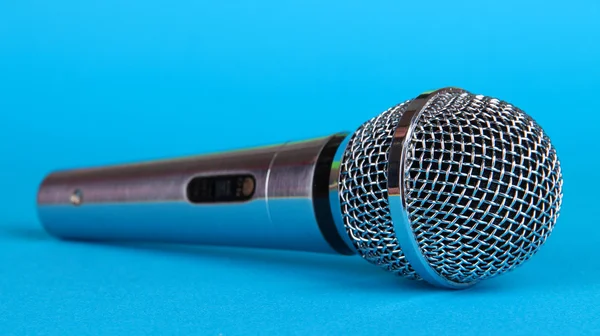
[
  {"left": 339, "top": 100, "right": 420, "bottom": 279},
  {"left": 404, "top": 91, "right": 562, "bottom": 283},
  {"left": 339, "top": 90, "right": 563, "bottom": 284}
]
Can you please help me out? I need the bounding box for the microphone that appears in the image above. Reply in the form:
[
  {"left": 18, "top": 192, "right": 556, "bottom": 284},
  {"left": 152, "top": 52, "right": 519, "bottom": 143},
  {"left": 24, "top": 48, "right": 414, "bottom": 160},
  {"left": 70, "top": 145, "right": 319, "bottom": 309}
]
[{"left": 36, "top": 87, "right": 563, "bottom": 289}]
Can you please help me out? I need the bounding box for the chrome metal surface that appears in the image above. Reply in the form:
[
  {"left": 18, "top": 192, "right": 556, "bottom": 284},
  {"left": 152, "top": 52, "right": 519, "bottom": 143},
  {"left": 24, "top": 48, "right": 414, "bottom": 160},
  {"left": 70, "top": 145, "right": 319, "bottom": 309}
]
[
  {"left": 338, "top": 100, "right": 419, "bottom": 279},
  {"left": 37, "top": 86, "right": 563, "bottom": 289},
  {"left": 388, "top": 88, "right": 474, "bottom": 289},
  {"left": 338, "top": 87, "right": 563, "bottom": 288},
  {"left": 37, "top": 133, "right": 352, "bottom": 254},
  {"left": 327, "top": 135, "right": 356, "bottom": 253}
]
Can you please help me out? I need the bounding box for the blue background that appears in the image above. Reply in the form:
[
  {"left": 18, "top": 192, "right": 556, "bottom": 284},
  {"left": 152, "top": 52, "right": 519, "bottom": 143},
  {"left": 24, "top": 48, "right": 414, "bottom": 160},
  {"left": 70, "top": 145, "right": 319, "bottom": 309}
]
[{"left": 1, "top": 0, "right": 599, "bottom": 335}]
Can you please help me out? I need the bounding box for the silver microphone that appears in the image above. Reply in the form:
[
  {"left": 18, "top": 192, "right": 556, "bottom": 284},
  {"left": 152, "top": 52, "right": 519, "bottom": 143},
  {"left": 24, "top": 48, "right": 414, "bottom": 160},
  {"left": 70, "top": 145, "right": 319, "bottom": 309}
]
[{"left": 36, "top": 87, "right": 563, "bottom": 289}]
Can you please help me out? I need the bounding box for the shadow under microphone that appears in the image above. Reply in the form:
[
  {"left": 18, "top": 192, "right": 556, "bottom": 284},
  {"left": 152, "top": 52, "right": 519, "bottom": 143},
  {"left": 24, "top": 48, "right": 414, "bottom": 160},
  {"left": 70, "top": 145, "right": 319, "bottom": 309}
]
[{"left": 36, "top": 87, "right": 563, "bottom": 289}]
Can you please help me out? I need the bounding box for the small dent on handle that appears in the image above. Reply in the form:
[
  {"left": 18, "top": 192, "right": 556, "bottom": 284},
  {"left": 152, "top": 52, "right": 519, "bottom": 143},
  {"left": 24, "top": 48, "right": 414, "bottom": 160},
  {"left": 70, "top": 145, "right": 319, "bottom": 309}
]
[{"left": 70, "top": 189, "right": 83, "bottom": 206}]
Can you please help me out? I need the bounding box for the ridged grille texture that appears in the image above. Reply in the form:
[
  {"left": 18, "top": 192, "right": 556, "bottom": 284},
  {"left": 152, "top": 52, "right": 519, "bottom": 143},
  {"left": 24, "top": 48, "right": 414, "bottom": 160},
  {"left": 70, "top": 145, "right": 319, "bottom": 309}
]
[{"left": 339, "top": 89, "right": 563, "bottom": 284}]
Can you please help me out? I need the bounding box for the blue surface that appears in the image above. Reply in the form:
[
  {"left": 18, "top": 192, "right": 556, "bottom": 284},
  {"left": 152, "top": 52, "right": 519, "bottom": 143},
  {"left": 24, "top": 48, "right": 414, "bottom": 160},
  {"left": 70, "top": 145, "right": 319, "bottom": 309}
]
[{"left": 1, "top": 0, "right": 599, "bottom": 334}]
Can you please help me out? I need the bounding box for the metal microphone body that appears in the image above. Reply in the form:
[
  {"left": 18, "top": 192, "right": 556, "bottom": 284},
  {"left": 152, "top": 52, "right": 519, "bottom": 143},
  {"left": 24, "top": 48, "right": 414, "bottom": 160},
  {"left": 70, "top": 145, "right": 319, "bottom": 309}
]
[
  {"left": 37, "top": 87, "right": 563, "bottom": 289},
  {"left": 37, "top": 133, "right": 355, "bottom": 255}
]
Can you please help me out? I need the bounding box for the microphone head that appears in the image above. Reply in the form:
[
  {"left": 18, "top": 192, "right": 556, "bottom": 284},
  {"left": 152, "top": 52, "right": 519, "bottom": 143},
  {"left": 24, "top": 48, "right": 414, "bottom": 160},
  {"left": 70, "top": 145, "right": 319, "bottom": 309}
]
[{"left": 338, "top": 87, "right": 563, "bottom": 289}]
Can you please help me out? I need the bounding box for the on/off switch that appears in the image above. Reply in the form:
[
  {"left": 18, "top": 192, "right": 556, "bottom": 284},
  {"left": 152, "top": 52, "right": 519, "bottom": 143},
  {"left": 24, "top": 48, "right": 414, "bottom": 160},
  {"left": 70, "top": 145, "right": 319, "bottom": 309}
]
[{"left": 186, "top": 174, "right": 255, "bottom": 204}]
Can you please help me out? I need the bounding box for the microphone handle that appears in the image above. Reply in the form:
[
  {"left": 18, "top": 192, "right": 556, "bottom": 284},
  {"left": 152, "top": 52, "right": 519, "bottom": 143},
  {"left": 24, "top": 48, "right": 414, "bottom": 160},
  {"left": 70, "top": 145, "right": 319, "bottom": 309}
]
[{"left": 36, "top": 133, "right": 356, "bottom": 255}]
